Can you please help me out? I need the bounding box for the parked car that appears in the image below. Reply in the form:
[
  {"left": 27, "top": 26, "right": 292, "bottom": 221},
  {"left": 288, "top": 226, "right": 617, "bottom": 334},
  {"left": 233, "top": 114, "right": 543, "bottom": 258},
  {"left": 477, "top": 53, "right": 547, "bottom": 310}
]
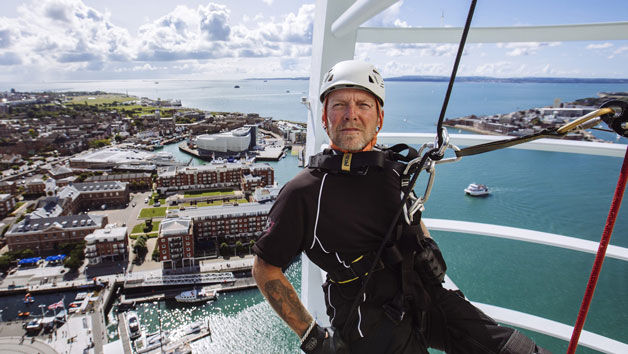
[{"left": 153, "top": 201, "right": 161, "bottom": 207}]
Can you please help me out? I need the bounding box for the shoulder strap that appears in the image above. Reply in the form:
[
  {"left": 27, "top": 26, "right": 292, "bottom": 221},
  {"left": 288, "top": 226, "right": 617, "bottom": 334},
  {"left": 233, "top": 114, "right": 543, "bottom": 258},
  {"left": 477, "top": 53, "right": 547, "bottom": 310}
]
[{"left": 308, "top": 144, "right": 418, "bottom": 175}]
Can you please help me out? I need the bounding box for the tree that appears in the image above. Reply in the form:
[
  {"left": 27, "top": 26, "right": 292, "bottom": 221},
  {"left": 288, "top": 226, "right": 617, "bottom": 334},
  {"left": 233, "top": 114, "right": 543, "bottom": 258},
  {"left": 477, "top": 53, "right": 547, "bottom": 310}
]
[
  {"left": 235, "top": 240, "right": 243, "bottom": 256},
  {"left": 220, "top": 242, "right": 230, "bottom": 259},
  {"left": 0, "top": 255, "right": 13, "bottom": 273},
  {"left": 64, "top": 256, "right": 82, "bottom": 271},
  {"left": 249, "top": 240, "right": 255, "bottom": 254},
  {"left": 28, "top": 129, "right": 38, "bottom": 138},
  {"left": 114, "top": 134, "right": 124, "bottom": 143}
]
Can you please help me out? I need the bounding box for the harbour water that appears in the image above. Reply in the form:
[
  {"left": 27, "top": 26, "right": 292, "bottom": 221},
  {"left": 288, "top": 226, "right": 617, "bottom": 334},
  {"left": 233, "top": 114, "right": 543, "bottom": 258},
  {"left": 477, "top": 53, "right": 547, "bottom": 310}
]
[{"left": 2, "top": 79, "right": 627, "bottom": 353}]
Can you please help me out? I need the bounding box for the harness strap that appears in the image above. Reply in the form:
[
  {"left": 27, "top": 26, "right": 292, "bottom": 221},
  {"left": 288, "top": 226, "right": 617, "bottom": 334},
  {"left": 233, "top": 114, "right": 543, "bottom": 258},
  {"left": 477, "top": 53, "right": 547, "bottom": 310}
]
[{"left": 327, "top": 253, "right": 385, "bottom": 284}]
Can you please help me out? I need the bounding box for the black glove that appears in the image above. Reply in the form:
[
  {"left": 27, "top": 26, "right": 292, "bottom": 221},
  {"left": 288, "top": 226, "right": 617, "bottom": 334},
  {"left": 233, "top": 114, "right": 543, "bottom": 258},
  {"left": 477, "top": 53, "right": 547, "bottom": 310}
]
[
  {"left": 415, "top": 238, "right": 447, "bottom": 284},
  {"left": 300, "top": 324, "right": 347, "bottom": 354}
]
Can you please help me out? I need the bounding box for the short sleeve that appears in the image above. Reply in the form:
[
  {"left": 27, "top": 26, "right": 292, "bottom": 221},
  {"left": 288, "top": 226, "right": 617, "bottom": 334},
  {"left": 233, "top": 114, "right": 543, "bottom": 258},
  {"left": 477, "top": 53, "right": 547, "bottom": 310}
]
[{"left": 253, "top": 171, "right": 316, "bottom": 268}]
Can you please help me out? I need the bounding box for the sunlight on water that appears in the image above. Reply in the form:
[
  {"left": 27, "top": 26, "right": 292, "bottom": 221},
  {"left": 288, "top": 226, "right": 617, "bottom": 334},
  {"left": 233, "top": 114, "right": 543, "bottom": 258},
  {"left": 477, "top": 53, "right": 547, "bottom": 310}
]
[{"left": 128, "top": 260, "right": 303, "bottom": 353}]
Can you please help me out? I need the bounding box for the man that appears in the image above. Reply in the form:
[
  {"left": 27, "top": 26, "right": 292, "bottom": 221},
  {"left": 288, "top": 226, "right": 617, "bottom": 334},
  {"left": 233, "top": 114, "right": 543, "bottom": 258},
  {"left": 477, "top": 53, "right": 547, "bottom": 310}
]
[{"left": 253, "top": 60, "right": 547, "bottom": 353}]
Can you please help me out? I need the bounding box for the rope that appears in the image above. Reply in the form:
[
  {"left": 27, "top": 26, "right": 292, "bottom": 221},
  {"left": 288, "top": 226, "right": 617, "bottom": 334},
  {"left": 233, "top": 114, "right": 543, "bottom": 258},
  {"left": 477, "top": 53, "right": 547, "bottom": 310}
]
[
  {"left": 432, "top": 0, "right": 477, "bottom": 161},
  {"left": 566, "top": 145, "right": 628, "bottom": 354}
]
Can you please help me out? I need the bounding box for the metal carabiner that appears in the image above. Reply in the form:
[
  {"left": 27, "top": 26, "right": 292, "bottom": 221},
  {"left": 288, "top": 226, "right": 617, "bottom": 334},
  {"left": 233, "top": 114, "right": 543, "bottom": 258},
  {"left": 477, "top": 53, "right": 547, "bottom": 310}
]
[
  {"left": 435, "top": 144, "right": 462, "bottom": 165},
  {"left": 404, "top": 159, "right": 436, "bottom": 224}
]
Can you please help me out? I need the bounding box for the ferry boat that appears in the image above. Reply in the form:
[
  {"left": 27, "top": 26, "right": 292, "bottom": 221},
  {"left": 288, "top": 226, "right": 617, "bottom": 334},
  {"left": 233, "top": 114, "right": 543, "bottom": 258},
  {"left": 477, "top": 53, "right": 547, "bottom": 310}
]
[
  {"left": 464, "top": 183, "right": 490, "bottom": 196},
  {"left": 126, "top": 311, "right": 141, "bottom": 339},
  {"left": 175, "top": 288, "right": 217, "bottom": 303},
  {"left": 299, "top": 2, "right": 628, "bottom": 353}
]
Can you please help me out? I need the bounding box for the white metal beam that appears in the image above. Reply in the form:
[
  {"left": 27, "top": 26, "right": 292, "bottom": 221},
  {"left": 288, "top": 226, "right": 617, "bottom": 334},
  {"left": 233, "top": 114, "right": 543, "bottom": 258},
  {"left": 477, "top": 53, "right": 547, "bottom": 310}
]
[
  {"left": 377, "top": 132, "right": 628, "bottom": 158},
  {"left": 424, "top": 218, "right": 628, "bottom": 262},
  {"left": 331, "top": 0, "right": 400, "bottom": 38},
  {"left": 357, "top": 22, "right": 628, "bottom": 43}
]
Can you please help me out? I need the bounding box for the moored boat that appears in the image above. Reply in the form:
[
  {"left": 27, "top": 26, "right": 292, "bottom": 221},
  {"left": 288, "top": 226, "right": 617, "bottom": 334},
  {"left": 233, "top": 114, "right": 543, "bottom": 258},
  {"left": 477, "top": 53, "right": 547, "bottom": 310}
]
[
  {"left": 127, "top": 311, "right": 141, "bottom": 339},
  {"left": 175, "top": 288, "right": 217, "bottom": 303}
]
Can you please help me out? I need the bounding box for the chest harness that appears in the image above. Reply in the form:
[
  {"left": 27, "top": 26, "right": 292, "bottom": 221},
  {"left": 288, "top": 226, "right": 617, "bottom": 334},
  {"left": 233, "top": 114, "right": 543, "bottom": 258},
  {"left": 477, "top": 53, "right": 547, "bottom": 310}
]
[{"left": 308, "top": 145, "right": 448, "bottom": 343}]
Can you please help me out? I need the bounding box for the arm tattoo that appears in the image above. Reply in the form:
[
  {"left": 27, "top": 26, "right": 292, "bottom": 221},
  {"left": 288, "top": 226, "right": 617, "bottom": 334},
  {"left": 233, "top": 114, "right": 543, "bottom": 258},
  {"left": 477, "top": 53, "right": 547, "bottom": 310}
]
[{"left": 264, "top": 279, "right": 310, "bottom": 327}]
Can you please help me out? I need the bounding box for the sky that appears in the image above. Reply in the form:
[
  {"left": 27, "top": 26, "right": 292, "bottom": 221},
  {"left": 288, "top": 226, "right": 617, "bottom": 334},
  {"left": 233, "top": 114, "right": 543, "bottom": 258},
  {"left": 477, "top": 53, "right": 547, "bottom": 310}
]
[{"left": 1, "top": 0, "right": 627, "bottom": 83}]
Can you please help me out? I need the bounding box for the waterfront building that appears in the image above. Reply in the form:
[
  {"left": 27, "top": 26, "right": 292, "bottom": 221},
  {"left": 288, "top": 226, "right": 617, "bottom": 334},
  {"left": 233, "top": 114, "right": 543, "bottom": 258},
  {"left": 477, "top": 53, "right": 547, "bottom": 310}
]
[
  {"left": 0, "top": 194, "right": 16, "bottom": 219},
  {"left": 156, "top": 162, "right": 273, "bottom": 194},
  {"left": 84, "top": 224, "right": 128, "bottom": 265},
  {"left": 174, "top": 202, "right": 272, "bottom": 260},
  {"left": 252, "top": 186, "right": 281, "bottom": 203},
  {"left": 5, "top": 214, "right": 107, "bottom": 254},
  {"left": 158, "top": 217, "right": 194, "bottom": 270},
  {"left": 194, "top": 125, "right": 258, "bottom": 157}
]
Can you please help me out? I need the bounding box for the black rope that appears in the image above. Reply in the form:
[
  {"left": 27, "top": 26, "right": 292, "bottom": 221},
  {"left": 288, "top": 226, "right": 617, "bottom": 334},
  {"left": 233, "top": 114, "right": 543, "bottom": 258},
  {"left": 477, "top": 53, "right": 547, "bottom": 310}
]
[{"left": 432, "top": 0, "right": 477, "bottom": 161}]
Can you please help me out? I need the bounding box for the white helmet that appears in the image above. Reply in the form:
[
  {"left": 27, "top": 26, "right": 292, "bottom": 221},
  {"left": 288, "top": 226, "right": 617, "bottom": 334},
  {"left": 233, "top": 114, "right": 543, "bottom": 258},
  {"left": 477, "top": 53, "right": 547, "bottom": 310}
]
[{"left": 319, "top": 60, "right": 385, "bottom": 106}]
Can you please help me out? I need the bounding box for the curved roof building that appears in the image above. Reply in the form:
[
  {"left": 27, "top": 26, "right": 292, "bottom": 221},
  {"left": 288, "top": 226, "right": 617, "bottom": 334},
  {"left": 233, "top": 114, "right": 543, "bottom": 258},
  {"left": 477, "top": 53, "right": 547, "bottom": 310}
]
[{"left": 195, "top": 126, "right": 257, "bottom": 156}]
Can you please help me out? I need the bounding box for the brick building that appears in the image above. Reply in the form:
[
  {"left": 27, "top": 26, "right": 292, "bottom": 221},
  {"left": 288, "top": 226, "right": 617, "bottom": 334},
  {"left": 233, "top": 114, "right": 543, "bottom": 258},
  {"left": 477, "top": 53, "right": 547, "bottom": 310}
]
[
  {"left": 156, "top": 162, "right": 274, "bottom": 194},
  {"left": 0, "top": 194, "right": 16, "bottom": 219},
  {"left": 167, "top": 202, "right": 272, "bottom": 262},
  {"left": 0, "top": 181, "right": 17, "bottom": 196},
  {"left": 5, "top": 214, "right": 107, "bottom": 254},
  {"left": 158, "top": 217, "right": 194, "bottom": 270},
  {"left": 85, "top": 172, "right": 152, "bottom": 189},
  {"left": 84, "top": 224, "right": 128, "bottom": 265},
  {"left": 31, "top": 180, "right": 129, "bottom": 219}
]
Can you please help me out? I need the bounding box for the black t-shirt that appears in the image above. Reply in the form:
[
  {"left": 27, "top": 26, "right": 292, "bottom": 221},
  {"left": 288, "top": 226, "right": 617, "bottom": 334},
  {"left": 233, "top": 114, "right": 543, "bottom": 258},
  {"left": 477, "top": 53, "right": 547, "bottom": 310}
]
[{"left": 253, "top": 161, "right": 403, "bottom": 340}]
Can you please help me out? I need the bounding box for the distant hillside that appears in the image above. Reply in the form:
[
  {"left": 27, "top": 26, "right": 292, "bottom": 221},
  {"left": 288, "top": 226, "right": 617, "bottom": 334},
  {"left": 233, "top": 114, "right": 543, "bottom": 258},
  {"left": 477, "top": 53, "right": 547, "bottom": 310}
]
[
  {"left": 248, "top": 76, "right": 628, "bottom": 84},
  {"left": 386, "top": 75, "right": 628, "bottom": 84}
]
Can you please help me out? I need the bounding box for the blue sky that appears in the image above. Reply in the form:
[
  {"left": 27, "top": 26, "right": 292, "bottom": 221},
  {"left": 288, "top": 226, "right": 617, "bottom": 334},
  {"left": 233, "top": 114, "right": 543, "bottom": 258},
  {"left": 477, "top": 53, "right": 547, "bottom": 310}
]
[{"left": 1, "top": 0, "right": 627, "bottom": 82}]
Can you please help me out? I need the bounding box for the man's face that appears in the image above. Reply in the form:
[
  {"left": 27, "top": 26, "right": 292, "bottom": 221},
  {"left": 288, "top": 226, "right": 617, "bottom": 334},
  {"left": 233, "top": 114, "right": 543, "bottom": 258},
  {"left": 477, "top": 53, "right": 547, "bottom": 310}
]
[{"left": 325, "top": 88, "right": 382, "bottom": 152}]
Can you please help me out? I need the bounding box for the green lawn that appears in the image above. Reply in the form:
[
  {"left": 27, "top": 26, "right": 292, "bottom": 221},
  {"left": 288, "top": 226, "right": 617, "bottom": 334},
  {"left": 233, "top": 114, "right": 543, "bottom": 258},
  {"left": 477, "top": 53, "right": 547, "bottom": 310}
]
[
  {"left": 139, "top": 207, "right": 167, "bottom": 218},
  {"left": 183, "top": 190, "right": 235, "bottom": 198},
  {"left": 130, "top": 221, "right": 161, "bottom": 238}
]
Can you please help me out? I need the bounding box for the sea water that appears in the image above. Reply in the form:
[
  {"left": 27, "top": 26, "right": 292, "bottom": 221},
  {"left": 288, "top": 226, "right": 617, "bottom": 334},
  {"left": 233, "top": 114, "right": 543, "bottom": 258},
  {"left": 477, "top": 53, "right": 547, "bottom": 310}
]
[{"left": 3, "top": 79, "right": 628, "bottom": 353}]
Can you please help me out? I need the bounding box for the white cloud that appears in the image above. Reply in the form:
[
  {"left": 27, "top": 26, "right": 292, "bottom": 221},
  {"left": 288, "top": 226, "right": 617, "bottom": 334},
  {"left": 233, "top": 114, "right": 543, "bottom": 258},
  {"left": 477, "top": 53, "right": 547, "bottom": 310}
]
[
  {"left": 586, "top": 43, "right": 613, "bottom": 50},
  {"left": 497, "top": 42, "right": 560, "bottom": 57},
  {"left": 262, "top": 0, "right": 274, "bottom": 5}
]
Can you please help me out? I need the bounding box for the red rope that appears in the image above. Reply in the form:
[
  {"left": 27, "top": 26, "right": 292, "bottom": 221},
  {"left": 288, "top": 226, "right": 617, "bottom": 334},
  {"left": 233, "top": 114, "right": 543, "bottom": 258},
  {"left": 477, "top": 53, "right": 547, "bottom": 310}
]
[{"left": 567, "top": 145, "right": 628, "bottom": 354}]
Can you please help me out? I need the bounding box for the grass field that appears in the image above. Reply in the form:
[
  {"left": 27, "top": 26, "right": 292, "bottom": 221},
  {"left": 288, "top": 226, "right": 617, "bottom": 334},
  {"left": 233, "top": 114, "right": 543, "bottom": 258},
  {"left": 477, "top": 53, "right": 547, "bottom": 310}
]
[
  {"left": 67, "top": 94, "right": 136, "bottom": 105},
  {"left": 139, "top": 207, "right": 167, "bottom": 218}
]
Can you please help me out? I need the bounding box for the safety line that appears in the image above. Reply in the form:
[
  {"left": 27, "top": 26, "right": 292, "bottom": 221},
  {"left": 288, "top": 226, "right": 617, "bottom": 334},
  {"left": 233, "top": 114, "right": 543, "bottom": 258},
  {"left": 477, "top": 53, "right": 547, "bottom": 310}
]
[{"left": 567, "top": 145, "right": 628, "bottom": 353}]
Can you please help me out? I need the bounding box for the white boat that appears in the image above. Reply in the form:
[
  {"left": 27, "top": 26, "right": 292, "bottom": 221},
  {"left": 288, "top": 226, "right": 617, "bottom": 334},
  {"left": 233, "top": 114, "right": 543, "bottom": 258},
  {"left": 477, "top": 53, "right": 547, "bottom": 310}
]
[
  {"left": 175, "top": 288, "right": 217, "bottom": 303},
  {"left": 464, "top": 183, "right": 490, "bottom": 196},
  {"left": 24, "top": 318, "right": 42, "bottom": 332},
  {"left": 126, "top": 311, "right": 141, "bottom": 339}
]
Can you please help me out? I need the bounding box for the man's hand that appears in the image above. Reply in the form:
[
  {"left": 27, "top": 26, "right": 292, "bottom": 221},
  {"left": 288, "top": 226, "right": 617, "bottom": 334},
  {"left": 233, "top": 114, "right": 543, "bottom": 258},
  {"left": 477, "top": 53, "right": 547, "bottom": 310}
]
[{"left": 301, "top": 324, "right": 347, "bottom": 354}]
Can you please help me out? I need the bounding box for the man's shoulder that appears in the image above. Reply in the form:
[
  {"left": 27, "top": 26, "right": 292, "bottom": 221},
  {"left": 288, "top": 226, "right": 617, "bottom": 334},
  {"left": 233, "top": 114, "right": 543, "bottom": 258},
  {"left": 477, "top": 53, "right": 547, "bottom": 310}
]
[{"left": 283, "top": 167, "right": 323, "bottom": 191}]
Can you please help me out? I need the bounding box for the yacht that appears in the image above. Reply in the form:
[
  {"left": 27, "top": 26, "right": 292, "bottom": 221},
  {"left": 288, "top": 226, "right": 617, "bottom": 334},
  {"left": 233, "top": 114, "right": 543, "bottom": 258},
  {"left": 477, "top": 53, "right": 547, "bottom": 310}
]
[
  {"left": 464, "top": 183, "right": 490, "bottom": 196},
  {"left": 300, "top": 2, "right": 628, "bottom": 353}
]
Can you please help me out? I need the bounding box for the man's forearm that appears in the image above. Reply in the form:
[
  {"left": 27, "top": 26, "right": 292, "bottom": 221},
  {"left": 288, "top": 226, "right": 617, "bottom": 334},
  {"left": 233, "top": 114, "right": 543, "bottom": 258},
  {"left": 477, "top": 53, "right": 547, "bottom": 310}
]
[{"left": 253, "top": 256, "right": 314, "bottom": 337}]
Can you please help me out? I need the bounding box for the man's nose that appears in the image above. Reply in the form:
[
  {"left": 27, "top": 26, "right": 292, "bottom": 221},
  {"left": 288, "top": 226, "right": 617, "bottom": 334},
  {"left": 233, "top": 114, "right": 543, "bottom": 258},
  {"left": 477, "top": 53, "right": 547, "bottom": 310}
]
[{"left": 343, "top": 102, "right": 358, "bottom": 120}]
